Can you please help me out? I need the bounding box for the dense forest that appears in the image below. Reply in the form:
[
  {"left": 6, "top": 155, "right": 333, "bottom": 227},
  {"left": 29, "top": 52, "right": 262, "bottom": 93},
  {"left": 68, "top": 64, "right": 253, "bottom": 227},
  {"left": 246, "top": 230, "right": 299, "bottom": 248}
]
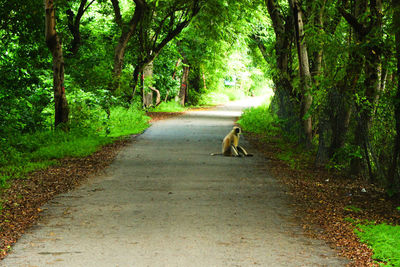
[{"left": 1, "top": 0, "right": 400, "bottom": 204}]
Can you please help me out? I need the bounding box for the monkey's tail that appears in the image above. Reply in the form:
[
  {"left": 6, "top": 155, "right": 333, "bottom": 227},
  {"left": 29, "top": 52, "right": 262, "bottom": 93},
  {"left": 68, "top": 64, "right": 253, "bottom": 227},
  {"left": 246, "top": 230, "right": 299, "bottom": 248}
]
[{"left": 210, "top": 153, "right": 223, "bottom": 156}]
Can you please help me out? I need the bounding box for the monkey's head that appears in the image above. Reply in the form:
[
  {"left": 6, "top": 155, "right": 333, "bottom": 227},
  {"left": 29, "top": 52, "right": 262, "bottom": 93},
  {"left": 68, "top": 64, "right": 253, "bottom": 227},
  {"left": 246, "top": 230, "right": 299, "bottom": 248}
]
[{"left": 233, "top": 126, "right": 241, "bottom": 135}]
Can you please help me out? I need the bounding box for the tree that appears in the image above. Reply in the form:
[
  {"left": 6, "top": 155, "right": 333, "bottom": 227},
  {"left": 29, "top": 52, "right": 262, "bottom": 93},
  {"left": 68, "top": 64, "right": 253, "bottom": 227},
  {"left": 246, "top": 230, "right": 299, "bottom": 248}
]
[
  {"left": 111, "top": 0, "right": 144, "bottom": 90},
  {"left": 264, "top": 0, "right": 298, "bottom": 135},
  {"left": 339, "top": 0, "right": 383, "bottom": 177},
  {"left": 289, "top": 0, "right": 313, "bottom": 147},
  {"left": 44, "top": 0, "right": 69, "bottom": 129},
  {"left": 130, "top": 0, "right": 203, "bottom": 103},
  {"left": 66, "top": 0, "right": 96, "bottom": 56},
  {"left": 178, "top": 58, "right": 190, "bottom": 105},
  {"left": 388, "top": 0, "right": 400, "bottom": 193}
]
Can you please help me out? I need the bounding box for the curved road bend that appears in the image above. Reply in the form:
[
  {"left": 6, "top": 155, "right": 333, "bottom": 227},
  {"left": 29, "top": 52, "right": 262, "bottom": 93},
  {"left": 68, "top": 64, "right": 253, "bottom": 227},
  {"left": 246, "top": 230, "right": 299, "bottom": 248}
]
[{"left": 2, "top": 98, "right": 349, "bottom": 266}]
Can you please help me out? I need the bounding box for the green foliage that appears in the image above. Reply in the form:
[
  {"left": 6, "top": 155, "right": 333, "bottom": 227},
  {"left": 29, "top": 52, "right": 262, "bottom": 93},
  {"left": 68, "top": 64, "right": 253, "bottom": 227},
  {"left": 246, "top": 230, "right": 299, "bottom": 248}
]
[
  {"left": 28, "top": 131, "right": 111, "bottom": 160},
  {"left": 355, "top": 223, "right": 400, "bottom": 266},
  {"left": 237, "top": 99, "right": 279, "bottom": 135},
  {"left": 0, "top": 104, "right": 150, "bottom": 189},
  {"left": 154, "top": 74, "right": 181, "bottom": 101},
  {"left": 149, "top": 101, "right": 187, "bottom": 112},
  {"left": 154, "top": 43, "right": 182, "bottom": 101},
  {"left": 327, "top": 144, "right": 363, "bottom": 171},
  {"left": 107, "top": 106, "right": 150, "bottom": 137},
  {"left": 277, "top": 151, "right": 300, "bottom": 169}
]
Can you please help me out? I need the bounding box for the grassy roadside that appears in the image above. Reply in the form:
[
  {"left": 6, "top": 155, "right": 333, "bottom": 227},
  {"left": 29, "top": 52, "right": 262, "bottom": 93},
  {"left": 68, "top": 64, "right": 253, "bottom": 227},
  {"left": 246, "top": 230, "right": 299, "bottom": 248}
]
[
  {"left": 238, "top": 103, "right": 400, "bottom": 266},
  {"left": 0, "top": 106, "right": 151, "bottom": 190}
]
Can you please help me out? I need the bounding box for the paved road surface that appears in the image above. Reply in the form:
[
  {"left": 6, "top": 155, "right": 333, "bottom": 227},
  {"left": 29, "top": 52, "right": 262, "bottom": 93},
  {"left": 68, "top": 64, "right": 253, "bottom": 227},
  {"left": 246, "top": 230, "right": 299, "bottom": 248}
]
[{"left": 2, "top": 98, "right": 349, "bottom": 266}]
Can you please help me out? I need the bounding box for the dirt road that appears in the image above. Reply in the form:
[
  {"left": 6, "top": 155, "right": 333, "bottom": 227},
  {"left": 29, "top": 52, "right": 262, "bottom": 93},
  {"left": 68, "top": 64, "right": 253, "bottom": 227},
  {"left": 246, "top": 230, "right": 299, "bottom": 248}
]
[{"left": 1, "top": 98, "right": 349, "bottom": 266}]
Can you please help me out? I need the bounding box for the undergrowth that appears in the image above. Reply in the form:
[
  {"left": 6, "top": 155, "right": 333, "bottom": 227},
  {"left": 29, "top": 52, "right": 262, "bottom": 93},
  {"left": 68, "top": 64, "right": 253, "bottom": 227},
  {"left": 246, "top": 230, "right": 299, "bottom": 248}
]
[
  {"left": 355, "top": 223, "right": 400, "bottom": 266},
  {"left": 148, "top": 101, "right": 187, "bottom": 112},
  {"left": 0, "top": 105, "right": 150, "bottom": 189},
  {"left": 237, "top": 98, "right": 279, "bottom": 135},
  {"left": 237, "top": 98, "right": 314, "bottom": 169}
]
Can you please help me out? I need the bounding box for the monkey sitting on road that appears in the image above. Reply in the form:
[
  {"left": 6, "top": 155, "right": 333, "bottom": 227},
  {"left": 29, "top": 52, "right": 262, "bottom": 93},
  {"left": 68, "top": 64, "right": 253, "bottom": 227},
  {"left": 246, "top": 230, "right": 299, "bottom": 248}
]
[{"left": 211, "top": 126, "right": 253, "bottom": 157}]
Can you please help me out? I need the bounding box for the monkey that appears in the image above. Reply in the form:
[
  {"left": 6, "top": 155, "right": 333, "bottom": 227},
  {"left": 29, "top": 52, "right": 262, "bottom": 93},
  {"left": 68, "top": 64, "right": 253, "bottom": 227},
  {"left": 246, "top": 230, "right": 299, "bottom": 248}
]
[{"left": 211, "top": 126, "right": 253, "bottom": 157}]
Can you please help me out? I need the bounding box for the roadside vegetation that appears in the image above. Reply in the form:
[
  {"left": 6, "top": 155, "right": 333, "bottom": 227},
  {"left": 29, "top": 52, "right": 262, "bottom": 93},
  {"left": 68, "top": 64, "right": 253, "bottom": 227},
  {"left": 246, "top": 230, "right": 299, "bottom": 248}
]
[{"left": 0, "top": 107, "right": 150, "bottom": 189}]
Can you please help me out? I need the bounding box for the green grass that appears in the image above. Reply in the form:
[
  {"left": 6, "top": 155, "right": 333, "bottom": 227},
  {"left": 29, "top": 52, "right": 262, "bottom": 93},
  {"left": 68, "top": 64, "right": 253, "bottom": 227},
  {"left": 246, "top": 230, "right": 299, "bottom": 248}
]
[
  {"left": 148, "top": 101, "right": 187, "bottom": 112},
  {"left": 0, "top": 105, "right": 151, "bottom": 189},
  {"left": 237, "top": 98, "right": 279, "bottom": 135},
  {"left": 355, "top": 223, "right": 400, "bottom": 266},
  {"left": 106, "top": 106, "right": 150, "bottom": 137},
  {"left": 29, "top": 135, "right": 111, "bottom": 160}
]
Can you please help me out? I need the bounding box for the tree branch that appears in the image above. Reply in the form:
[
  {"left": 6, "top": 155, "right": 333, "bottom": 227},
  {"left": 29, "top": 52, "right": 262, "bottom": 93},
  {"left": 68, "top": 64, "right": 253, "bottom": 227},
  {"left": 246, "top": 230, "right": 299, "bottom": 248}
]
[
  {"left": 83, "top": 0, "right": 95, "bottom": 14},
  {"left": 111, "top": 0, "right": 123, "bottom": 27},
  {"left": 338, "top": 6, "right": 367, "bottom": 36}
]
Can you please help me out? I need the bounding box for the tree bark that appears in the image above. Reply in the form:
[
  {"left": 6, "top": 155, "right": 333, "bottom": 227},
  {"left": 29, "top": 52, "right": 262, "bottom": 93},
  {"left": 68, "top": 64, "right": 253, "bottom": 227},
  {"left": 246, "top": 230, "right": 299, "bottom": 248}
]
[
  {"left": 179, "top": 59, "right": 190, "bottom": 106},
  {"left": 315, "top": 116, "right": 329, "bottom": 167},
  {"left": 387, "top": 0, "right": 400, "bottom": 193},
  {"left": 328, "top": 0, "right": 368, "bottom": 160},
  {"left": 310, "top": 0, "right": 325, "bottom": 79},
  {"left": 111, "top": 0, "right": 144, "bottom": 91},
  {"left": 340, "top": 0, "right": 383, "bottom": 177},
  {"left": 66, "top": 0, "right": 95, "bottom": 56},
  {"left": 290, "top": 0, "right": 313, "bottom": 148},
  {"left": 45, "top": 0, "right": 69, "bottom": 129},
  {"left": 142, "top": 61, "right": 154, "bottom": 108},
  {"left": 149, "top": 86, "right": 161, "bottom": 106},
  {"left": 265, "top": 0, "right": 298, "bottom": 135},
  {"left": 202, "top": 72, "right": 207, "bottom": 91},
  {"left": 313, "top": 0, "right": 330, "bottom": 165}
]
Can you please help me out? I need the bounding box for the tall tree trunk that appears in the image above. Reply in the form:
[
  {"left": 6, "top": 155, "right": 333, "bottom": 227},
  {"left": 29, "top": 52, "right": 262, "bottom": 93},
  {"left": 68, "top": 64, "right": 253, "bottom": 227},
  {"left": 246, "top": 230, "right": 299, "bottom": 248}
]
[
  {"left": 202, "top": 72, "right": 207, "bottom": 91},
  {"left": 179, "top": 59, "right": 190, "bottom": 106},
  {"left": 290, "top": 0, "right": 313, "bottom": 148},
  {"left": 111, "top": 0, "right": 144, "bottom": 91},
  {"left": 328, "top": 35, "right": 362, "bottom": 157},
  {"left": 309, "top": 0, "right": 326, "bottom": 79},
  {"left": 130, "top": 65, "right": 141, "bottom": 103},
  {"left": 265, "top": 0, "right": 297, "bottom": 135},
  {"left": 342, "top": 0, "right": 383, "bottom": 177},
  {"left": 314, "top": 0, "right": 331, "bottom": 166},
  {"left": 329, "top": 0, "right": 368, "bottom": 160},
  {"left": 45, "top": 0, "right": 69, "bottom": 129},
  {"left": 387, "top": 0, "right": 400, "bottom": 193},
  {"left": 142, "top": 61, "right": 154, "bottom": 108}
]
